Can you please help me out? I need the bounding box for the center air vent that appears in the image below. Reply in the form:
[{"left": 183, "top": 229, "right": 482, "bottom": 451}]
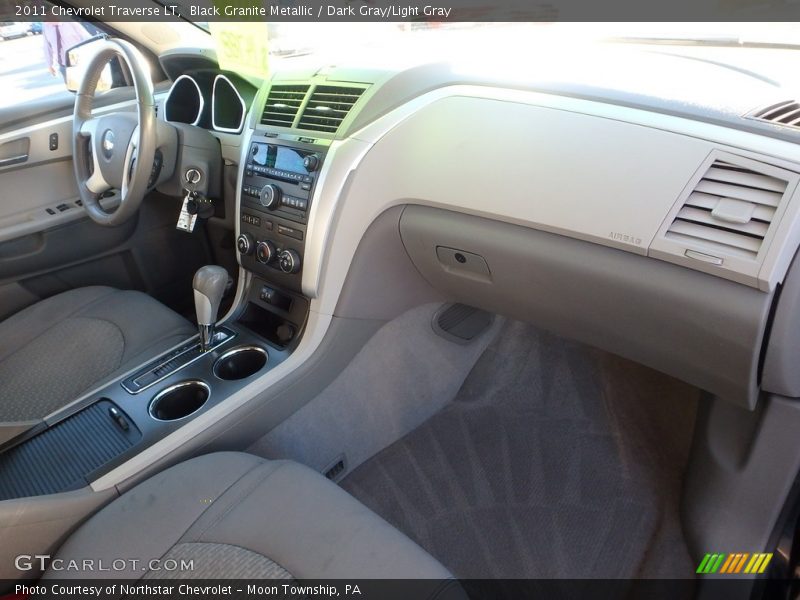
[
  {"left": 664, "top": 159, "right": 789, "bottom": 260},
  {"left": 261, "top": 84, "right": 309, "bottom": 128},
  {"left": 297, "top": 85, "right": 366, "bottom": 134},
  {"left": 749, "top": 100, "right": 800, "bottom": 130}
]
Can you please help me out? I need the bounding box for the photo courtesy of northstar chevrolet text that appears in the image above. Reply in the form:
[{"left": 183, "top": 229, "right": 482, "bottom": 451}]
[{"left": 0, "top": 0, "right": 799, "bottom": 599}]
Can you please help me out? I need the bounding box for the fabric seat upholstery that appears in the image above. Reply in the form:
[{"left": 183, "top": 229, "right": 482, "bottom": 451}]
[
  {"left": 0, "top": 286, "right": 194, "bottom": 422},
  {"left": 44, "top": 452, "right": 462, "bottom": 597}
]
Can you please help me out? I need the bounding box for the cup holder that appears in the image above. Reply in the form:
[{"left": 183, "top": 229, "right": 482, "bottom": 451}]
[
  {"left": 214, "top": 346, "right": 268, "bottom": 381},
  {"left": 149, "top": 380, "right": 210, "bottom": 421}
]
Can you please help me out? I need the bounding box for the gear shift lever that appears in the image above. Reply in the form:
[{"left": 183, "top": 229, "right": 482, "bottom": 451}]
[{"left": 193, "top": 265, "right": 228, "bottom": 352}]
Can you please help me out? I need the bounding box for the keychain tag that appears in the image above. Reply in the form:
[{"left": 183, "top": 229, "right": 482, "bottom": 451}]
[{"left": 176, "top": 191, "right": 198, "bottom": 233}]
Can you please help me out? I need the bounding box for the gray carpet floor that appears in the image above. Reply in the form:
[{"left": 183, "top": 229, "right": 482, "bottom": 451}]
[
  {"left": 249, "top": 303, "right": 502, "bottom": 478},
  {"left": 341, "top": 320, "right": 700, "bottom": 579}
]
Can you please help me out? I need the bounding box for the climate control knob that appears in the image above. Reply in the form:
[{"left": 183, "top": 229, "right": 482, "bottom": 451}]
[
  {"left": 259, "top": 184, "right": 282, "bottom": 210},
  {"left": 255, "top": 240, "right": 276, "bottom": 264},
  {"left": 278, "top": 249, "right": 301, "bottom": 274},
  {"left": 236, "top": 233, "right": 254, "bottom": 256}
]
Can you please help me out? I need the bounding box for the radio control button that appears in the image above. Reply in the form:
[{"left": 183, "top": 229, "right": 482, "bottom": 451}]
[{"left": 259, "top": 184, "right": 282, "bottom": 209}]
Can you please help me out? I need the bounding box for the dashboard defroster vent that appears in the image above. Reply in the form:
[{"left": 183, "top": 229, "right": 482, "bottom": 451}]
[
  {"left": 664, "top": 159, "right": 788, "bottom": 260},
  {"left": 261, "top": 84, "right": 309, "bottom": 128},
  {"left": 297, "top": 85, "right": 367, "bottom": 134},
  {"left": 749, "top": 100, "right": 800, "bottom": 129}
]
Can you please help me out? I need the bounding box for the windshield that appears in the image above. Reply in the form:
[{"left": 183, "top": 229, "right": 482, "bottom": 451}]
[
  {"left": 197, "top": 22, "right": 800, "bottom": 77},
  {"left": 2, "top": 20, "right": 799, "bottom": 108}
]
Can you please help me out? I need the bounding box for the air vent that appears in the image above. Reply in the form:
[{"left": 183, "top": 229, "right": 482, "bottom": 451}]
[
  {"left": 297, "top": 85, "right": 366, "bottom": 134},
  {"left": 664, "top": 159, "right": 789, "bottom": 260},
  {"left": 261, "top": 84, "right": 309, "bottom": 128},
  {"left": 750, "top": 100, "right": 800, "bottom": 129}
]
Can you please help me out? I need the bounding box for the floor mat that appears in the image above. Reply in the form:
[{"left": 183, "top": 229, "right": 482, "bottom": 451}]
[
  {"left": 341, "top": 320, "right": 700, "bottom": 579},
  {"left": 249, "top": 303, "right": 502, "bottom": 478}
]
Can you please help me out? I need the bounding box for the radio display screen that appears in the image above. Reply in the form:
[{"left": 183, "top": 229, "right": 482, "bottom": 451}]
[{"left": 251, "top": 143, "right": 310, "bottom": 174}]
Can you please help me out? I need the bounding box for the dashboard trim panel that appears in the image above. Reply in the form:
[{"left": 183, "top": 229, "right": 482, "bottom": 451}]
[
  {"left": 164, "top": 74, "right": 204, "bottom": 127},
  {"left": 301, "top": 85, "right": 800, "bottom": 312},
  {"left": 212, "top": 74, "right": 247, "bottom": 134}
]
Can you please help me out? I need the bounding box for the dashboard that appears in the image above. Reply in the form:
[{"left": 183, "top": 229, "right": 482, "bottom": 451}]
[{"left": 158, "top": 46, "right": 800, "bottom": 412}]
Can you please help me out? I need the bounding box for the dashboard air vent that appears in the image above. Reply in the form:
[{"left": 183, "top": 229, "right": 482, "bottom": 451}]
[
  {"left": 664, "top": 159, "right": 789, "bottom": 260},
  {"left": 750, "top": 100, "right": 800, "bottom": 129},
  {"left": 261, "top": 85, "right": 309, "bottom": 128},
  {"left": 297, "top": 85, "right": 366, "bottom": 134}
]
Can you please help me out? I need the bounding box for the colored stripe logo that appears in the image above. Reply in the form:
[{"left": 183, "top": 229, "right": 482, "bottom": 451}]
[{"left": 696, "top": 552, "right": 772, "bottom": 574}]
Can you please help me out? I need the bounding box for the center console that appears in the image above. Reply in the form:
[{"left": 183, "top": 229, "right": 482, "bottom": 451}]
[
  {"left": 236, "top": 136, "right": 327, "bottom": 294},
  {"left": 0, "top": 126, "right": 325, "bottom": 508},
  {"left": 0, "top": 323, "right": 290, "bottom": 500},
  {"left": 0, "top": 132, "right": 325, "bottom": 501}
]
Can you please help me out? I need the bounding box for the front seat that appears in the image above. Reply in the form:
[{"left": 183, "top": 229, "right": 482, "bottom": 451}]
[
  {"left": 0, "top": 286, "right": 195, "bottom": 424},
  {"left": 43, "top": 452, "right": 463, "bottom": 597}
]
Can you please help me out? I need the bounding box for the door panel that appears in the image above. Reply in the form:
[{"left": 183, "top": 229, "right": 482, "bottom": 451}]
[
  {"left": 0, "top": 89, "right": 211, "bottom": 321},
  {"left": 0, "top": 98, "right": 145, "bottom": 244},
  {"left": 0, "top": 196, "right": 212, "bottom": 319},
  {"left": 0, "top": 159, "right": 83, "bottom": 243},
  {"left": 0, "top": 137, "right": 29, "bottom": 169},
  {"left": 0, "top": 85, "right": 144, "bottom": 136},
  {"left": 0, "top": 215, "right": 137, "bottom": 281}
]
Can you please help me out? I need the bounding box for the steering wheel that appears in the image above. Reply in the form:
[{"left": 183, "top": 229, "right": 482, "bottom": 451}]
[{"left": 73, "top": 39, "right": 156, "bottom": 226}]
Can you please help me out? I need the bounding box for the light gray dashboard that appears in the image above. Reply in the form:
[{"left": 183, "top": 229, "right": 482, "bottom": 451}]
[
  {"left": 351, "top": 91, "right": 800, "bottom": 292},
  {"left": 155, "top": 45, "right": 800, "bottom": 409},
  {"left": 227, "top": 52, "right": 800, "bottom": 410},
  {"left": 241, "top": 59, "right": 800, "bottom": 293}
]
